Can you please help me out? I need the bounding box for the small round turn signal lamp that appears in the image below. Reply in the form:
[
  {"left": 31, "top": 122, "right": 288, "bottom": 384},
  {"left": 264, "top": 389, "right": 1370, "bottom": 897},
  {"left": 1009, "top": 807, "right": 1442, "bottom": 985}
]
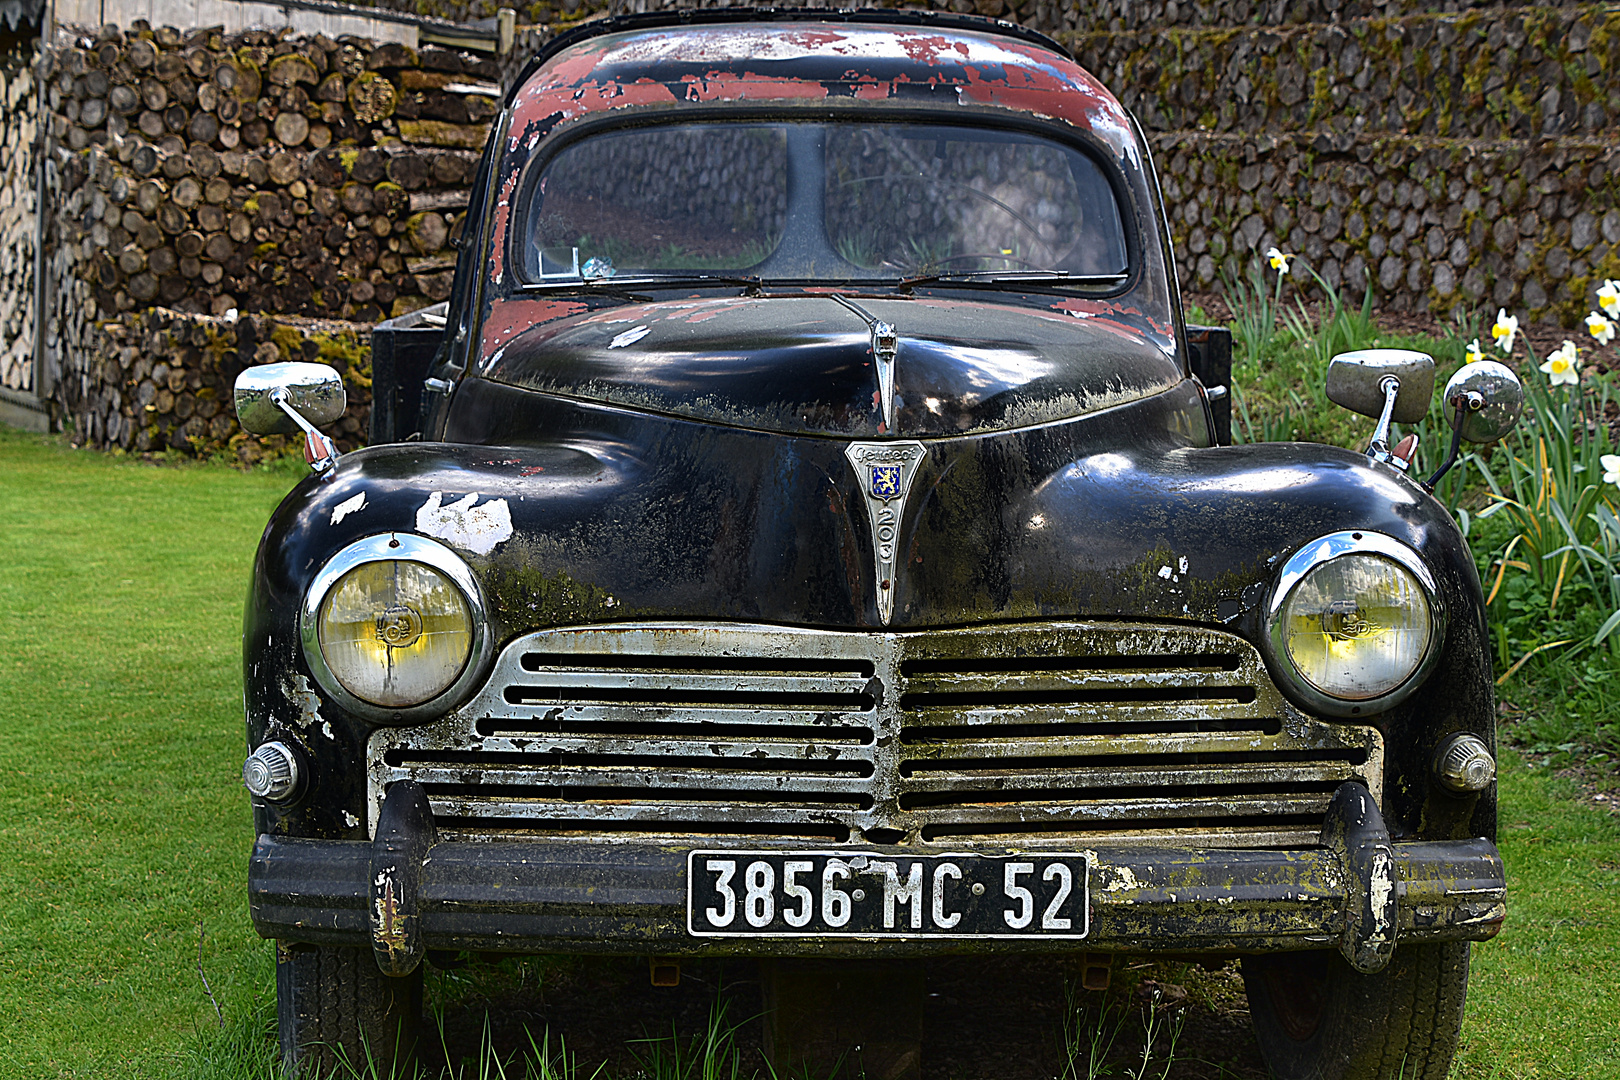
[
  {"left": 1433, "top": 733, "right": 1496, "bottom": 794},
  {"left": 244, "top": 741, "right": 301, "bottom": 801}
]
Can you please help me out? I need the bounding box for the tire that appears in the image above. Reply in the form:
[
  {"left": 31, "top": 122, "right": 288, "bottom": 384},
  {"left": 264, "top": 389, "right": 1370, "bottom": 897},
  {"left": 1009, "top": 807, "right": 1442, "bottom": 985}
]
[
  {"left": 277, "top": 942, "right": 423, "bottom": 1079},
  {"left": 1242, "top": 942, "right": 1469, "bottom": 1080}
]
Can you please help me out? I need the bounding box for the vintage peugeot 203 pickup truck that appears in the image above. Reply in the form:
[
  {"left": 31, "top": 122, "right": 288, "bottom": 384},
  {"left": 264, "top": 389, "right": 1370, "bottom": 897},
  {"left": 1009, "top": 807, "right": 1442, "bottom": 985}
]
[{"left": 235, "top": 9, "right": 1522, "bottom": 1079}]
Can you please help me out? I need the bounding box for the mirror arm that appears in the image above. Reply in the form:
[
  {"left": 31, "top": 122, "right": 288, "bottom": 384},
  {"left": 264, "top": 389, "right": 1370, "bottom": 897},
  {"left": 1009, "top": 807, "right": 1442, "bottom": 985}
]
[
  {"left": 1421, "top": 390, "right": 1485, "bottom": 492},
  {"left": 1421, "top": 402, "right": 1469, "bottom": 492},
  {"left": 271, "top": 386, "right": 340, "bottom": 474},
  {"left": 1365, "top": 374, "right": 1401, "bottom": 463}
]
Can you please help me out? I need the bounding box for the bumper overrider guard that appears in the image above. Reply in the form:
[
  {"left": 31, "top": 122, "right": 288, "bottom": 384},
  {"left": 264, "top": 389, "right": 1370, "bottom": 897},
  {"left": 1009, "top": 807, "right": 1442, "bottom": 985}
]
[{"left": 250, "top": 780, "right": 1505, "bottom": 975}]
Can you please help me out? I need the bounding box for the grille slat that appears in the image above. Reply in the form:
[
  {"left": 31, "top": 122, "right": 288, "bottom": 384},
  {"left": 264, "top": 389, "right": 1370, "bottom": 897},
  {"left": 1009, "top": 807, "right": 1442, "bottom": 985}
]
[
  {"left": 505, "top": 671, "right": 872, "bottom": 696},
  {"left": 899, "top": 761, "right": 1362, "bottom": 794},
  {"left": 898, "top": 732, "right": 1313, "bottom": 760},
  {"left": 900, "top": 670, "right": 1249, "bottom": 698},
  {"left": 477, "top": 707, "right": 877, "bottom": 734},
  {"left": 903, "top": 792, "right": 1339, "bottom": 823},
  {"left": 427, "top": 799, "right": 868, "bottom": 823},
  {"left": 458, "top": 735, "right": 873, "bottom": 757},
  {"left": 369, "top": 621, "right": 1384, "bottom": 847},
  {"left": 898, "top": 702, "right": 1276, "bottom": 726},
  {"left": 383, "top": 765, "right": 878, "bottom": 792}
]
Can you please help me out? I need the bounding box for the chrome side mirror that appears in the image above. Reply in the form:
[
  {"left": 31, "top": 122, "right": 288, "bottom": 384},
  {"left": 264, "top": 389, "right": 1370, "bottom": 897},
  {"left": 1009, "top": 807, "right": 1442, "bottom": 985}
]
[
  {"left": 235, "top": 362, "right": 346, "bottom": 472},
  {"left": 1326, "top": 350, "right": 1436, "bottom": 424},
  {"left": 1422, "top": 360, "right": 1524, "bottom": 491},
  {"left": 1326, "top": 349, "right": 1435, "bottom": 468},
  {"left": 1443, "top": 360, "right": 1523, "bottom": 444}
]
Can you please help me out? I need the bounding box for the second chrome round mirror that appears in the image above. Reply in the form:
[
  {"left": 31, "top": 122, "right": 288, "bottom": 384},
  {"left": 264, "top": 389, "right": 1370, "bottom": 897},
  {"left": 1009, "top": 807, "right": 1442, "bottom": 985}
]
[{"left": 1444, "top": 360, "right": 1522, "bottom": 444}]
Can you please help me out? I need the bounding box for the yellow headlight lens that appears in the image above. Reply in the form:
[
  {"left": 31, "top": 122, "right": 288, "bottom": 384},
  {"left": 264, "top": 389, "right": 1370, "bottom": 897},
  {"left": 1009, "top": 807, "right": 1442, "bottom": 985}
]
[
  {"left": 317, "top": 560, "right": 473, "bottom": 708},
  {"left": 1278, "top": 554, "right": 1432, "bottom": 701}
]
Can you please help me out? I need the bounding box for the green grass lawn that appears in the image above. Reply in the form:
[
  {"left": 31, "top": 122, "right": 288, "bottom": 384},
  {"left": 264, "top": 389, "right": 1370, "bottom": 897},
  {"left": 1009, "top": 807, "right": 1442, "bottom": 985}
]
[
  {"left": 0, "top": 429, "right": 294, "bottom": 1078},
  {"left": 1454, "top": 752, "right": 1620, "bottom": 1077},
  {"left": 0, "top": 427, "right": 1617, "bottom": 1077}
]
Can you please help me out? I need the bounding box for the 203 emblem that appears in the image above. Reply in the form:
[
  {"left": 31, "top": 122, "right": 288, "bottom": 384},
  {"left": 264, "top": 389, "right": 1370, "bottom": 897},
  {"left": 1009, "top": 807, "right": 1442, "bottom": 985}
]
[{"left": 844, "top": 442, "right": 927, "bottom": 625}]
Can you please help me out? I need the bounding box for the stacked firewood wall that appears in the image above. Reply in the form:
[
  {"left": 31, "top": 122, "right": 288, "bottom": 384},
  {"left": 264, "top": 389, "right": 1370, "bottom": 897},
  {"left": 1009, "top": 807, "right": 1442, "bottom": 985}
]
[
  {"left": 50, "top": 24, "right": 496, "bottom": 323},
  {"left": 76, "top": 306, "right": 371, "bottom": 458},
  {"left": 1071, "top": 5, "right": 1620, "bottom": 321},
  {"left": 1, "top": 37, "right": 39, "bottom": 395},
  {"left": 45, "top": 23, "right": 499, "bottom": 453}
]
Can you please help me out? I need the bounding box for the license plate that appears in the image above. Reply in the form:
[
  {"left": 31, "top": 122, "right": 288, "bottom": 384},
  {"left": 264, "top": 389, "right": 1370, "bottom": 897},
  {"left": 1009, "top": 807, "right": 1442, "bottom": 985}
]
[{"left": 686, "top": 850, "right": 1089, "bottom": 939}]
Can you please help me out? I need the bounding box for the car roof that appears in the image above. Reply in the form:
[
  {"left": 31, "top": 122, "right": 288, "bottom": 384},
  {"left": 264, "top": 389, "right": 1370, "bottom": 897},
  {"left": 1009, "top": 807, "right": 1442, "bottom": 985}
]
[
  {"left": 509, "top": 7, "right": 1075, "bottom": 96},
  {"left": 502, "top": 9, "right": 1133, "bottom": 150}
]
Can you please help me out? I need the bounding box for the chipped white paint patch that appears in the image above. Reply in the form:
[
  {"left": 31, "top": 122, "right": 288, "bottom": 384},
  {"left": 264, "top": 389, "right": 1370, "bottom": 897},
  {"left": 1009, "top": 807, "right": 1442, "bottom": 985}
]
[
  {"left": 1157, "top": 565, "right": 1173, "bottom": 579},
  {"left": 416, "top": 492, "right": 514, "bottom": 555},
  {"left": 1215, "top": 894, "right": 1234, "bottom": 905},
  {"left": 1368, "top": 850, "right": 1395, "bottom": 943},
  {"left": 608, "top": 324, "right": 651, "bottom": 348},
  {"left": 344, "top": 811, "right": 360, "bottom": 828},
  {"left": 1178, "top": 556, "right": 1188, "bottom": 574},
  {"left": 284, "top": 674, "right": 324, "bottom": 729},
  {"left": 322, "top": 721, "right": 335, "bottom": 740},
  {"left": 330, "top": 491, "right": 367, "bottom": 526},
  {"left": 1104, "top": 865, "right": 1141, "bottom": 893}
]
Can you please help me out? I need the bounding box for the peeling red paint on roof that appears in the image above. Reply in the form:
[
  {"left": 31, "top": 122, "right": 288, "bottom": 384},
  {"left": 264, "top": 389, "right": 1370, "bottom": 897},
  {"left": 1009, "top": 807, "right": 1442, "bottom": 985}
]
[
  {"left": 894, "top": 33, "right": 971, "bottom": 66},
  {"left": 506, "top": 22, "right": 1131, "bottom": 144},
  {"left": 488, "top": 168, "right": 522, "bottom": 286},
  {"left": 777, "top": 28, "right": 852, "bottom": 51},
  {"left": 678, "top": 72, "right": 832, "bottom": 102}
]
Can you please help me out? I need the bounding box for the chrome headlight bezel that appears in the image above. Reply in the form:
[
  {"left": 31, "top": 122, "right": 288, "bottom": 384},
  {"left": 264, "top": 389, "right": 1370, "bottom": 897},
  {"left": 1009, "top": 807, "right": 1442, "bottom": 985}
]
[
  {"left": 299, "top": 532, "right": 490, "bottom": 723},
  {"left": 1262, "top": 530, "right": 1446, "bottom": 717}
]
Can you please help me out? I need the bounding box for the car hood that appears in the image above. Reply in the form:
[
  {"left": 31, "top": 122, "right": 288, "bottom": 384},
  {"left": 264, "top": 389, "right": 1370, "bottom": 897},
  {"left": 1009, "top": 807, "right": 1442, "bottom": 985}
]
[{"left": 479, "top": 292, "right": 1179, "bottom": 437}]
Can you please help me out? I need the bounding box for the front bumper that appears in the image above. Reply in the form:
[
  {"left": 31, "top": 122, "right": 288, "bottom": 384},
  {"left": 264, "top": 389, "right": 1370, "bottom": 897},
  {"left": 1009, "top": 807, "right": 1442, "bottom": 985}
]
[{"left": 251, "top": 783, "right": 1504, "bottom": 971}]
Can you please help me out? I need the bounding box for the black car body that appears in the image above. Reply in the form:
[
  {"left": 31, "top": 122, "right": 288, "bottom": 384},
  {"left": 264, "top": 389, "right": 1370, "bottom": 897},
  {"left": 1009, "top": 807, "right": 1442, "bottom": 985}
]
[{"left": 240, "top": 11, "right": 1505, "bottom": 1078}]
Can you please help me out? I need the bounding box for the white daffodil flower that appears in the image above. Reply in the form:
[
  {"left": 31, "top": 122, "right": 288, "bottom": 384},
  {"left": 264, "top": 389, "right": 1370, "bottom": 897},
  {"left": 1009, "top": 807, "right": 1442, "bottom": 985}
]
[
  {"left": 1265, "top": 246, "right": 1293, "bottom": 275},
  {"left": 1603, "top": 454, "right": 1620, "bottom": 487},
  {"left": 1465, "top": 338, "right": 1485, "bottom": 364},
  {"left": 1540, "top": 340, "right": 1580, "bottom": 386},
  {"left": 1491, "top": 309, "right": 1519, "bottom": 354},
  {"left": 1598, "top": 279, "right": 1620, "bottom": 318},
  {"left": 1588, "top": 310, "right": 1616, "bottom": 346}
]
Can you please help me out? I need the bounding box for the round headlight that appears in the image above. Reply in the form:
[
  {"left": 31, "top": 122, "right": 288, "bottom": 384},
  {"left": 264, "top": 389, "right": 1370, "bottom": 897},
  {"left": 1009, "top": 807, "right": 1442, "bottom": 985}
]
[
  {"left": 1264, "top": 532, "right": 1444, "bottom": 716},
  {"left": 301, "top": 534, "right": 487, "bottom": 718}
]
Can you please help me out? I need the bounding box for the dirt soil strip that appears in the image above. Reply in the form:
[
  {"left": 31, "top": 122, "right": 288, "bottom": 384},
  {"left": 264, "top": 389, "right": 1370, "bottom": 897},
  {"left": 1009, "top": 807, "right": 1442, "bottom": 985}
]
[{"left": 422, "top": 955, "right": 1270, "bottom": 1079}]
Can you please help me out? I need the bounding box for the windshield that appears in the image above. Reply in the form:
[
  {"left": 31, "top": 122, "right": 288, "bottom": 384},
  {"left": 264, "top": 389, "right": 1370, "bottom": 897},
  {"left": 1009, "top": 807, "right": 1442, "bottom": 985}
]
[{"left": 519, "top": 121, "right": 1129, "bottom": 284}]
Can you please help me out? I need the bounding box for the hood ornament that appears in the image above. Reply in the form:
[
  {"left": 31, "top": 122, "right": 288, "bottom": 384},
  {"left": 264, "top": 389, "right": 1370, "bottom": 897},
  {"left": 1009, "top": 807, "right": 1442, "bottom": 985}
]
[
  {"left": 844, "top": 440, "right": 926, "bottom": 625},
  {"left": 831, "top": 295, "right": 899, "bottom": 432}
]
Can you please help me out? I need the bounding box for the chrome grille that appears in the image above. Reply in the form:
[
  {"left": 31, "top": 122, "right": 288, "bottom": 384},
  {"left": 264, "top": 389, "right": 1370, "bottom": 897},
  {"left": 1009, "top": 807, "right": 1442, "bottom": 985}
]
[{"left": 368, "top": 622, "right": 1383, "bottom": 848}]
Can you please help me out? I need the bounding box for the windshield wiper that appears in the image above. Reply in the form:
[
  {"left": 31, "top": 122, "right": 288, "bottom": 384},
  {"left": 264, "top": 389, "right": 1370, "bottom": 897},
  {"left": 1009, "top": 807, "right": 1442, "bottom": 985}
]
[
  {"left": 896, "top": 270, "right": 1128, "bottom": 292},
  {"left": 516, "top": 279, "right": 653, "bottom": 301},
  {"left": 518, "top": 274, "right": 765, "bottom": 296}
]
